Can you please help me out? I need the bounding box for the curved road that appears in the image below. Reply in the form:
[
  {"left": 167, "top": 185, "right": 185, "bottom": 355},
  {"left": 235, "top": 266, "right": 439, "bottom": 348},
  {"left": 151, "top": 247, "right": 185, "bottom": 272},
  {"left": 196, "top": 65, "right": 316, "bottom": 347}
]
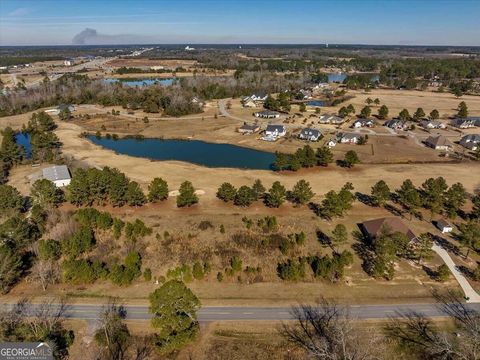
[{"left": 2, "top": 303, "right": 480, "bottom": 322}]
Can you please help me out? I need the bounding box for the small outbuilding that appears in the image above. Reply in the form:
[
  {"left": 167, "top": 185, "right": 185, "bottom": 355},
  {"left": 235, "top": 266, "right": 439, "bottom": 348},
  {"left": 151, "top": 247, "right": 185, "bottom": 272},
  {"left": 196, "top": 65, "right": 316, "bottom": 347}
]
[
  {"left": 42, "top": 165, "right": 71, "bottom": 187},
  {"left": 436, "top": 219, "right": 453, "bottom": 234},
  {"left": 238, "top": 123, "right": 260, "bottom": 134}
]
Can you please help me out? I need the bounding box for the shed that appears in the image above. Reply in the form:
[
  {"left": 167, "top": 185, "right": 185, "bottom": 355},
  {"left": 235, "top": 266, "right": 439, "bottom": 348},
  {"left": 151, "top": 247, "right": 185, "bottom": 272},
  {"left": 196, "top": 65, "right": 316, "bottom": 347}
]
[
  {"left": 42, "top": 165, "right": 71, "bottom": 187},
  {"left": 436, "top": 219, "right": 453, "bottom": 234}
]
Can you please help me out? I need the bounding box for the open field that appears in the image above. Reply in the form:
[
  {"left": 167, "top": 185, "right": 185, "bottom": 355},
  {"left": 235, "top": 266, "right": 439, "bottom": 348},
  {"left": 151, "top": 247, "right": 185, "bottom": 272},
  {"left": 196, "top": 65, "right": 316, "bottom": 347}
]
[
  {"left": 333, "top": 88, "right": 480, "bottom": 118},
  {"left": 4, "top": 187, "right": 473, "bottom": 306},
  {"left": 106, "top": 58, "right": 198, "bottom": 69}
]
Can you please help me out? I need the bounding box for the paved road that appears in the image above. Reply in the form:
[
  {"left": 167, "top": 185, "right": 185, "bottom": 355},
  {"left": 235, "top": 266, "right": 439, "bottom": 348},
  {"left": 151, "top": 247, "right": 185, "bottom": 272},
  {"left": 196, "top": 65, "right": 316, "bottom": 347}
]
[{"left": 2, "top": 303, "right": 480, "bottom": 322}]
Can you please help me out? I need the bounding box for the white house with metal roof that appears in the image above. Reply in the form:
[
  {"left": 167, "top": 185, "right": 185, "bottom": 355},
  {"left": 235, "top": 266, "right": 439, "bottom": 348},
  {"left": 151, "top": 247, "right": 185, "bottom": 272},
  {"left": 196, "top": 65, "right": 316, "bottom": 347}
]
[{"left": 42, "top": 165, "right": 71, "bottom": 187}]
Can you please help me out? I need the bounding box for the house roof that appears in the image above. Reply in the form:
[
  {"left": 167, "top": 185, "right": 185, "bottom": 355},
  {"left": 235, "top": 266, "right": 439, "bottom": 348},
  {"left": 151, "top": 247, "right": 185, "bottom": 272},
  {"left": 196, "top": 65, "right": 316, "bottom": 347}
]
[
  {"left": 452, "top": 118, "right": 475, "bottom": 126},
  {"left": 256, "top": 110, "right": 280, "bottom": 116},
  {"left": 266, "top": 124, "right": 285, "bottom": 132},
  {"left": 361, "top": 217, "right": 416, "bottom": 241},
  {"left": 42, "top": 165, "right": 71, "bottom": 182},
  {"left": 425, "top": 135, "right": 453, "bottom": 148},
  {"left": 252, "top": 92, "right": 267, "bottom": 98},
  {"left": 420, "top": 120, "right": 442, "bottom": 127},
  {"left": 239, "top": 124, "right": 259, "bottom": 131},
  {"left": 384, "top": 119, "right": 405, "bottom": 127},
  {"left": 437, "top": 219, "right": 452, "bottom": 229},
  {"left": 354, "top": 118, "right": 373, "bottom": 124},
  {"left": 460, "top": 134, "right": 480, "bottom": 143},
  {"left": 339, "top": 132, "right": 359, "bottom": 140},
  {"left": 300, "top": 128, "right": 321, "bottom": 137}
]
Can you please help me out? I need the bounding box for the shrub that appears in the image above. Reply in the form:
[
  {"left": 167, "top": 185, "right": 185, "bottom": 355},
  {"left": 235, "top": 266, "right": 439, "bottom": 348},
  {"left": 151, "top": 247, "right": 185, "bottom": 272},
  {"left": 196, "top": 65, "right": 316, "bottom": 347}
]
[
  {"left": 38, "top": 239, "right": 61, "bottom": 260},
  {"left": 192, "top": 262, "right": 204, "bottom": 280},
  {"left": 62, "top": 259, "right": 97, "bottom": 284},
  {"left": 216, "top": 272, "right": 224, "bottom": 282},
  {"left": 436, "top": 264, "right": 451, "bottom": 282},
  {"left": 143, "top": 268, "right": 152, "bottom": 281},
  {"left": 277, "top": 258, "right": 305, "bottom": 281},
  {"left": 62, "top": 226, "right": 95, "bottom": 258}
]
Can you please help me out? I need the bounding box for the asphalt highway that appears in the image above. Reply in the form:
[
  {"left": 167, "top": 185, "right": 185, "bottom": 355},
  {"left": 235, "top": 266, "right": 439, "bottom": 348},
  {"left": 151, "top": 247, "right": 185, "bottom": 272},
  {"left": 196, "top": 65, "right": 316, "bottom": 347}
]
[{"left": 2, "top": 302, "right": 479, "bottom": 322}]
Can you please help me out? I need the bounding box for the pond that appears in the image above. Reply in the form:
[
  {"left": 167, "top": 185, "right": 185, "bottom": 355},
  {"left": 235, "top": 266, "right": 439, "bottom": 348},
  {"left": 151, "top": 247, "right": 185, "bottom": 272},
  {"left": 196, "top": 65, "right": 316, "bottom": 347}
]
[
  {"left": 328, "top": 73, "right": 347, "bottom": 83},
  {"left": 15, "top": 132, "right": 32, "bottom": 159},
  {"left": 87, "top": 136, "right": 276, "bottom": 170},
  {"left": 103, "top": 78, "right": 174, "bottom": 87},
  {"left": 306, "top": 100, "right": 325, "bottom": 107}
]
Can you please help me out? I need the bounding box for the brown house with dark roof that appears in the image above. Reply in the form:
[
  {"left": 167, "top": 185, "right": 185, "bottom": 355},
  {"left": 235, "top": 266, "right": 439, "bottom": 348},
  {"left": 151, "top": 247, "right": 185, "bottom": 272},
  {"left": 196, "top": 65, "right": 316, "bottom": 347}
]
[
  {"left": 424, "top": 135, "right": 453, "bottom": 151},
  {"left": 360, "top": 217, "right": 417, "bottom": 243}
]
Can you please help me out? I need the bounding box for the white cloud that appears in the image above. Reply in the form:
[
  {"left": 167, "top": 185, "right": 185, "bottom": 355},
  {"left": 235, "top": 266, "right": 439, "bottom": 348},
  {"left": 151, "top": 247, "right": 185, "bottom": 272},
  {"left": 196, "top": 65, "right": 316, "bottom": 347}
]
[{"left": 7, "top": 7, "right": 32, "bottom": 16}]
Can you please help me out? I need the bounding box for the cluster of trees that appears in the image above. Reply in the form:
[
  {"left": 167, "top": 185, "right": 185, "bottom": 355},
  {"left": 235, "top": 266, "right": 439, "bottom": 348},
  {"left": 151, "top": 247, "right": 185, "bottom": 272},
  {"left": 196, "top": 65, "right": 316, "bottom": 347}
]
[
  {"left": 263, "top": 93, "right": 291, "bottom": 112},
  {"left": 165, "top": 261, "right": 211, "bottom": 283},
  {"left": 68, "top": 169, "right": 197, "bottom": 208},
  {"left": 0, "top": 206, "right": 43, "bottom": 293},
  {"left": 274, "top": 145, "right": 333, "bottom": 171},
  {"left": 68, "top": 167, "right": 147, "bottom": 207},
  {"left": 316, "top": 183, "right": 356, "bottom": 220},
  {"left": 0, "top": 127, "right": 24, "bottom": 182},
  {"left": 217, "top": 179, "right": 315, "bottom": 207},
  {"left": 0, "top": 74, "right": 203, "bottom": 117},
  {"left": 277, "top": 251, "right": 353, "bottom": 282},
  {"left": 274, "top": 145, "right": 360, "bottom": 171},
  {"left": 338, "top": 104, "right": 356, "bottom": 118},
  {"left": 24, "top": 111, "right": 61, "bottom": 162},
  {"left": 393, "top": 177, "right": 469, "bottom": 220}
]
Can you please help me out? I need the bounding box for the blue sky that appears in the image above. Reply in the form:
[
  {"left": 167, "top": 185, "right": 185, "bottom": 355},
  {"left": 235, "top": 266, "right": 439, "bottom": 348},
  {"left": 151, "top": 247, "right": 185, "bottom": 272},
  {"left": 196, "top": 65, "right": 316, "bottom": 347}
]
[{"left": 1, "top": 0, "right": 479, "bottom": 46}]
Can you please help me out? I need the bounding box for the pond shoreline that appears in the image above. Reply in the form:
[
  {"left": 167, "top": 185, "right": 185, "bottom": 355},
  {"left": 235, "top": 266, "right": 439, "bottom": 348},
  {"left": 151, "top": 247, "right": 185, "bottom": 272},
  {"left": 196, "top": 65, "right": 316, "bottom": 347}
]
[{"left": 86, "top": 134, "right": 277, "bottom": 170}]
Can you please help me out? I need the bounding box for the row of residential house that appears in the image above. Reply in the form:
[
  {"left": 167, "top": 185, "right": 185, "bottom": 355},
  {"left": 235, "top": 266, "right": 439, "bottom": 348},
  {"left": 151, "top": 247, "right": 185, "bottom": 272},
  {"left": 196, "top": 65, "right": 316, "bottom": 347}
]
[
  {"left": 238, "top": 123, "right": 323, "bottom": 142},
  {"left": 424, "top": 134, "right": 480, "bottom": 152},
  {"left": 383, "top": 117, "right": 480, "bottom": 131}
]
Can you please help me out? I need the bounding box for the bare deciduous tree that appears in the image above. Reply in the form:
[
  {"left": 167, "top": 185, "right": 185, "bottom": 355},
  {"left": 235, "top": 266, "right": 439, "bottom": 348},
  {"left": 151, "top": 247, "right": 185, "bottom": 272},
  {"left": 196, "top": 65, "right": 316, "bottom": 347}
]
[
  {"left": 281, "top": 298, "right": 382, "bottom": 360},
  {"left": 385, "top": 290, "right": 480, "bottom": 360},
  {"left": 94, "top": 299, "right": 131, "bottom": 360},
  {"left": 29, "top": 260, "right": 59, "bottom": 291}
]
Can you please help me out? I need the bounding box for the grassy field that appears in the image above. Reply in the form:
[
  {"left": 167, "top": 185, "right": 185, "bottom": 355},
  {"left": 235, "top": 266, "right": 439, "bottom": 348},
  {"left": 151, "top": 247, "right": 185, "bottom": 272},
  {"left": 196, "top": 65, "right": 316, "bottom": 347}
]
[
  {"left": 330, "top": 88, "right": 480, "bottom": 118},
  {"left": 4, "top": 194, "right": 471, "bottom": 306}
]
